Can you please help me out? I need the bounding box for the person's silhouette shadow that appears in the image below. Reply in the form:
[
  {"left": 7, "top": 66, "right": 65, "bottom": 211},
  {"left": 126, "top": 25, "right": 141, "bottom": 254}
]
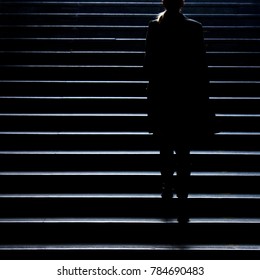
[{"left": 144, "top": 0, "right": 216, "bottom": 223}]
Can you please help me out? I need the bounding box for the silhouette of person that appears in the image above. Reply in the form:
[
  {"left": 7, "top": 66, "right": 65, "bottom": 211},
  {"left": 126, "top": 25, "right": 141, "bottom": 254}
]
[{"left": 144, "top": 0, "right": 213, "bottom": 215}]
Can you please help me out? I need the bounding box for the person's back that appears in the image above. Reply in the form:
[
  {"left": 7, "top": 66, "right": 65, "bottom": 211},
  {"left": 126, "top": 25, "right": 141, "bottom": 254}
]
[{"left": 144, "top": 0, "right": 210, "bottom": 137}]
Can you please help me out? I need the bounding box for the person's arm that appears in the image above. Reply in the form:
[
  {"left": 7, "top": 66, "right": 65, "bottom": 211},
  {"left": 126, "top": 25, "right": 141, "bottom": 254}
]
[
  {"left": 144, "top": 21, "right": 158, "bottom": 80},
  {"left": 194, "top": 23, "right": 209, "bottom": 87}
]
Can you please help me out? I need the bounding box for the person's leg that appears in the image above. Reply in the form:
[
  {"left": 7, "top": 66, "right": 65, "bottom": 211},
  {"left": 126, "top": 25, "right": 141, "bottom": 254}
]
[
  {"left": 158, "top": 134, "right": 175, "bottom": 199},
  {"left": 175, "top": 145, "right": 191, "bottom": 198},
  {"left": 174, "top": 144, "right": 191, "bottom": 223}
]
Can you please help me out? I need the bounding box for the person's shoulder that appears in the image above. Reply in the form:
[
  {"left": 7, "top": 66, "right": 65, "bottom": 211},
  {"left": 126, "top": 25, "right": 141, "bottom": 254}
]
[
  {"left": 148, "top": 19, "right": 159, "bottom": 27},
  {"left": 147, "top": 19, "right": 160, "bottom": 32},
  {"left": 183, "top": 15, "right": 203, "bottom": 29}
]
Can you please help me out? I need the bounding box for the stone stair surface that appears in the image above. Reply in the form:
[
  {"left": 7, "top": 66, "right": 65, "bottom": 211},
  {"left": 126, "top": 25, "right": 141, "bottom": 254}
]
[{"left": 0, "top": 0, "right": 260, "bottom": 259}]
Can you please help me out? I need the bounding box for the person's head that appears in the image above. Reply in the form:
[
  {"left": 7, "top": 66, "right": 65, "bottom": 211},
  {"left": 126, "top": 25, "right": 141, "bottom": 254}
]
[
  {"left": 162, "top": 0, "right": 185, "bottom": 12},
  {"left": 157, "top": 0, "right": 184, "bottom": 22}
]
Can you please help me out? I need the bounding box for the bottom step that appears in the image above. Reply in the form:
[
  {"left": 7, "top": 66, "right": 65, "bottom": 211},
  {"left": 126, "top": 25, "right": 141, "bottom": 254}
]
[{"left": 0, "top": 244, "right": 260, "bottom": 260}]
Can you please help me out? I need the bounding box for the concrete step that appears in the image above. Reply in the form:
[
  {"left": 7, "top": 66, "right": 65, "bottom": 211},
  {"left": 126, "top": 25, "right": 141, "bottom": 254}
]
[
  {"left": 1, "top": 13, "right": 260, "bottom": 26},
  {"left": 0, "top": 112, "right": 259, "bottom": 131},
  {"left": 1, "top": 96, "right": 260, "bottom": 114},
  {"left": 0, "top": 150, "right": 260, "bottom": 172},
  {"left": 0, "top": 96, "right": 147, "bottom": 114},
  {"left": 0, "top": 95, "right": 254, "bottom": 111},
  {"left": 2, "top": 0, "right": 252, "bottom": 2},
  {"left": 0, "top": 193, "right": 259, "bottom": 218},
  {"left": 1, "top": 173, "right": 260, "bottom": 194},
  {"left": 0, "top": 218, "right": 259, "bottom": 245},
  {"left": 1, "top": 2, "right": 260, "bottom": 14},
  {"left": 0, "top": 243, "right": 259, "bottom": 260},
  {"left": 1, "top": 38, "right": 260, "bottom": 52},
  {"left": 1, "top": 132, "right": 260, "bottom": 151},
  {"left": 1, "top": 65, "right": 259, "bottom": 81},
  {"left": 1, "top": 51, "right": 260, "bottom": 66},
  {"left": 1, "top": 80, "right": 259, "bottom": 97},
  {"left": 1, "top": 26, "right": 260, "bottom": 39}
]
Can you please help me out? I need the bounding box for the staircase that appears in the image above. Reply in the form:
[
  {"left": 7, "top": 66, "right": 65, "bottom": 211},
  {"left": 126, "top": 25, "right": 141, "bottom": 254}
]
[{"left": 0, "top": 0, "right": 260, "bottom": 260}]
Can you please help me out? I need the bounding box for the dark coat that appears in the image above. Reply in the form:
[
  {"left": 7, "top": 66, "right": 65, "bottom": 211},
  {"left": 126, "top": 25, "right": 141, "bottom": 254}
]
[{"left": 144, "top": 11, "right": 214, "bottom": 142}]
